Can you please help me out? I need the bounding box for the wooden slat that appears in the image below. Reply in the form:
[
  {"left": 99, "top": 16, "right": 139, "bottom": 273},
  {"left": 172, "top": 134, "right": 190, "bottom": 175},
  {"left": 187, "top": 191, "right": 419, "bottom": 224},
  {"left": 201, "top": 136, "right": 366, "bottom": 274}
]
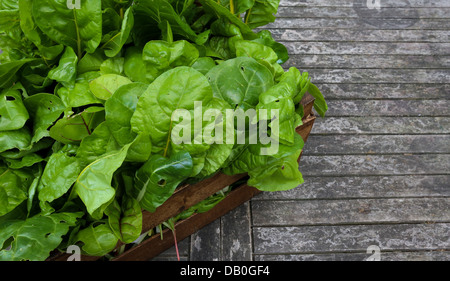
[
  {"left": 266, "top": 18, "right": 450, "bottom": 30},
  {"left": 302, "top": 135, "right": 450, "bottom": 154},
  {"left": 276, "top": 6, "right": 450, "bottom": 19},
  {"left": 252, "top": 198, "right": 450, "bottom": 226},
  {"left": 279, "top": 0, "right": 450, "bottom": 8},
  {"left": 255, "top": 175, "right": 450, "bottom": 200},
  {"left": 220, "top": 202, "right": 253, "bottom": 261},
  {"left": 190, "top": 219, "right": 221, "bottom": 261},
  {"left": 282, "top": 42, "right": 450, "bottom": 55},
  {"left": 312, "top": 117, "right": 450, "bottom": 134},
  {"left": 252, "top": 223, "right": 450, "bottom": 254},
  {"left": 323, "top": 100, "right": 450, "bottom": 117},
  {"left": 269, "top": 29, "right": 450, "bottom": 43},
  {"left": 255, "top": 251, "right": 450, "bottom": 261},
  {"left": 301, "top": 69, "right": 450, "bottom": 84},
  {"left": 313, "top": 83, "right": 450, "bottom": 100},
  {"left": 286, "top": 55, "right": 450, "bottom": 69},
  {"left": 190, "top": 202, "right": 253, "bottom": 261},
  {"left": 300, "top": 154, "right": 450, "bottom": 175}
]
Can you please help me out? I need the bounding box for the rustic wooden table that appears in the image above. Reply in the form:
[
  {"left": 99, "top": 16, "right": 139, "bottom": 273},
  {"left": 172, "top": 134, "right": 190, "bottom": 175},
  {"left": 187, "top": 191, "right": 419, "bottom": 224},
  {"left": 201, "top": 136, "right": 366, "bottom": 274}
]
[{"left": 154, "top": 0, "right": 450, "bottom": 261}]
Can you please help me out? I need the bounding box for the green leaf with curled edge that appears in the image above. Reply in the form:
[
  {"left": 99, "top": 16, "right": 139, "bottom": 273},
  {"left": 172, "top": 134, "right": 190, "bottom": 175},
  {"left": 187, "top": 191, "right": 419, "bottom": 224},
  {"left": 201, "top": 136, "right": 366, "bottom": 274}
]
[
  {"left": 24, "top": 93, "right": 66, "bottom": 144},
  {"left": 74, "top": 143, "right": 132, "bottom": 218},
  {"left": 0, "top": 212, "right": 82, "bottom": 261},
  {"left": 133, "top": 151, "right": 193, "bottom": 213},
  {"left": 0, "top": 89, "right": 29, "bottom": 132}
]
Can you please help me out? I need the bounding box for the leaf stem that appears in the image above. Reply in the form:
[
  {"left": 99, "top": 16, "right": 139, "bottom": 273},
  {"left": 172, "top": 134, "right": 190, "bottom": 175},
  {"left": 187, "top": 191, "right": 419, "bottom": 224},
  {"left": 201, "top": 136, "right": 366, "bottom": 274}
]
[
  {"left": 80, "top": 115, "right": 92, "bottom": 135},
  {"left": 230, "top": 0, "right": 235, "bottom": 14},
  {"left": 172, "top": 227, "right": 180, "bottom": 261},
  {"left": 73, "top": 9, "right": 82, "bottom": 58}
]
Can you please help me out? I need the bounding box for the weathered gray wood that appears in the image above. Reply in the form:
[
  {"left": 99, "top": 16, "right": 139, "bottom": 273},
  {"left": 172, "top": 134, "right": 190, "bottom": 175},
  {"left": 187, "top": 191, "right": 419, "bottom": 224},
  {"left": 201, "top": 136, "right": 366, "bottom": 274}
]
[
  {"left": 324, "top": 100, "right": 450, "bottom": 116},
  {"left": 254, "top": 175, "right": 450, "bottom": 200},
  {"left": 286, "top": 54, "right": 450, "bottom": 69},
  {"left": 300, "top": 154, "right": 450, "bottom": 175},
  {"left": 221, "top": 202, "right": 253, "bottom": 261},
  {"left": 302, "top": 69, "right": 450, "bottom": 84},
  {"left": 269, "top": 29, "right": 450, "bottom": 43},
  {"left": 302, "top": 135, "right": 450, "bottom": 154},
  {"left": 189, "top": 203, "right": 253, "bottom": 261},
  {"left": 277, "top": 6, "right": 450, "bottom": 19},
  {"left": 255, "top": 251, "right": 450, "bottom": 261},
  {"left": 252, "top": 198, "right": 450, "bottom": 226},
  {"left": 312, "top": 117, "right": 450, "bottom": 134},
  {"left": 253, "top": 223, "right": 450, "bottom": 254},
  {"left": 190, "top": 219, "right": 221, "bottom": 261},
  {"left": 313, "top": 83, "right": 450, "bottom": 99},
  {"left": 282, "top": 42, "right": 450, "bottom": 55},
  {"left": 266, "top": 18, "right": 450, "bottom": 30},
  {"left": 279, "top": 0, "right": 450, "bottom": 8}
]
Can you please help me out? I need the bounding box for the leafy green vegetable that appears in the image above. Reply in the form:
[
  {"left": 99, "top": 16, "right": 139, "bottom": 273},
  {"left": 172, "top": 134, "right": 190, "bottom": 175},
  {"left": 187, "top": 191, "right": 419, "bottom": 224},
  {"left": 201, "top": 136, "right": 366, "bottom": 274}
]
[
  {"left": 206, "top": 57, "right": 274, "bottom": 110},
  {"left": 74, "top": 143, "right": 132, "bottom": 218},
  {"left": 0, "top": 212, "right": 82, "bottom": 261},
  {"left": 133, "top": 151, "right": 193, "bottom": 212},
  {"left": 0, "top": 89, "right": 29, "bottom": 131},
  {"left": 105, "top": 196, "right": 142, "bottom": 243},
  {"left": 32, "top": 0, "right": 102, "bottom": 58},
  {"left": 0, "top": 0, "right": 327, "bottom": 261},
  {"left": 72, "top": 221, "right": 118, "bottom": 256}
]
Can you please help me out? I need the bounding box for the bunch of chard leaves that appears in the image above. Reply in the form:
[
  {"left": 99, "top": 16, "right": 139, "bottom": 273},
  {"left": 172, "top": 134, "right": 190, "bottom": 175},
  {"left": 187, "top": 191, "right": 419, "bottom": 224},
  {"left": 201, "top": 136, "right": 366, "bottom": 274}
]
[{"left": 0, "top": 0, "right": 327, "bottom": 260}]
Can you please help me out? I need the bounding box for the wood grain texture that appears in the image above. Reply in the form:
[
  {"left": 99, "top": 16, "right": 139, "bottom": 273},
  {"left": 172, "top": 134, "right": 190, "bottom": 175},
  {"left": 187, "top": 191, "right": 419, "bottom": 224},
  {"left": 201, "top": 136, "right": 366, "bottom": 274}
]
[
  {"left": 312, "top": 117, "right": 450, "bottom": 134},
  {"left": 276, "top": 6, "right": 450, "bottom": 19},
  {"left": 251, "top": 198, "right": 450, "bottom": 226},
  {"left": 269, "top": 29, "right": 450, "bottom": 43},
  {"left": 255, "top": 175, "right": 450, "bottom": 200},
  {"left": 286, "top": 55, "right": 450, "bottom": 69},
  {"left": 302, "top": 135, "right": 450, "bottom": 154},
  {"left": 282, "top": 42, "right": 450, "bottom": 55},
  {"left": 312, "top": 83, "right": 450, "bottom": 99},
  {"left": 255, "top": 251, "right": 450, "bottom": 261},
  {"left": 253, "top": 223, "right": 450, "bottom": 254},
  {"left": 279, "top": 0, "right": 450, "bottom": 8}
]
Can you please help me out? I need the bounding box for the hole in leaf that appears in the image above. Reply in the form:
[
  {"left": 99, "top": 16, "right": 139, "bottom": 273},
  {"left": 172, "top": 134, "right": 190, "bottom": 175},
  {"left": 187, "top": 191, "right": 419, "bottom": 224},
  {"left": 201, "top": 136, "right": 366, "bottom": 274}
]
[
  {"left": 240, "top": 66, "right": 245, "bottom": 72},
  {"left": 45, "top": 233, "right": 51, "bottom": 238},
  {"left": 59, "top": 220, "right": 66, "bottom": 224},
  {"left": 49, "top": 100, "right": 53, "bottom": 104},
  {"left": 157, "top": 179, "right": 167, "bottom": 186},
  {"left": 2, "top": 237, "right": 14, "bottom": 251},
  {"left": 5, "top": 96, "right": 16, "bottom": 101},
  {"left": 275, "top": 100, "right": 280, "bottom": 103}
]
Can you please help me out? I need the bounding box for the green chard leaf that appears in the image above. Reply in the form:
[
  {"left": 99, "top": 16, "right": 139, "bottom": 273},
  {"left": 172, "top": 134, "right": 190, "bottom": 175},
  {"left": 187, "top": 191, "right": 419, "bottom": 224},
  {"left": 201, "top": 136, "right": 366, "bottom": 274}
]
[
  {"left": 133, "top": 151, "right": 193, "bottom": 213},
  {"left": 105, "top": 196, "right": 143, "bottom": 244},
  {"left": 0, "top": 89, "right": 29, "bottom": 131},
  {"left": 32, "top": 0, "right": 102, "bottom": 58},
  {"left": 0, "top": 212, "right": 82, "bottom": 261},
  {"left": 74, "top": 143, "right": 132, "bottom": 218}
]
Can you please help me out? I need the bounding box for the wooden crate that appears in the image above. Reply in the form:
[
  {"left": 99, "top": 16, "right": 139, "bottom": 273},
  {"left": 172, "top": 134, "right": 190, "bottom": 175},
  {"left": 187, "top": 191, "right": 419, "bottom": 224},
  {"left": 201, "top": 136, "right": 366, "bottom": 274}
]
[{"left": 48, "top": 94, "right": 316, "bottom": 261}]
